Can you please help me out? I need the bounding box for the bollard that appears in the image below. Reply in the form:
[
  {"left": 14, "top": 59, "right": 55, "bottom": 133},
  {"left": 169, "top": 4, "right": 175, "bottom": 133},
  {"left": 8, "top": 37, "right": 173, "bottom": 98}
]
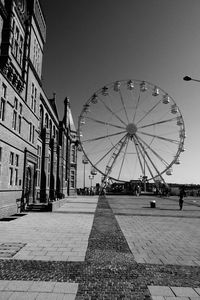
[{"left": 150, "top": 200, "right": 156, "bottom": 208}]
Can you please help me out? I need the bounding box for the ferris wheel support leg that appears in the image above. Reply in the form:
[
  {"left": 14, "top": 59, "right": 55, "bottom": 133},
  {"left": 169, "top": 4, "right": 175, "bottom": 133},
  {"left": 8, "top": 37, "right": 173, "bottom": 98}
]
[{"left": 99, "top": 174, "right": 109, "bottom": 196}]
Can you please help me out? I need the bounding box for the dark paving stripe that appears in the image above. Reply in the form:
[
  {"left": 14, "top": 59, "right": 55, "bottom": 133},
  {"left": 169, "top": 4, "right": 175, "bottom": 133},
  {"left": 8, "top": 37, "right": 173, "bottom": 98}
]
[{"left": 76, "top": 196, "right": 151, "bottom": 299}]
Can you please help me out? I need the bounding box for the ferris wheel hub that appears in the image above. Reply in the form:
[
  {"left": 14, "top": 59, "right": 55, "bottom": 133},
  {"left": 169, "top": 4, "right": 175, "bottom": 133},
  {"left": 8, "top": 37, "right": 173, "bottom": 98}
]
[{"left": 126, "top": 123, "right": 137, "bottom": 136}]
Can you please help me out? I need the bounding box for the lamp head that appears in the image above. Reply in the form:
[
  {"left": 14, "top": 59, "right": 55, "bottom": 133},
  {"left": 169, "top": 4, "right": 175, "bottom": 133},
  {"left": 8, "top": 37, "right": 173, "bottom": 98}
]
[{"left": 183, "top": 76, "right": 192, "bottom": 81}]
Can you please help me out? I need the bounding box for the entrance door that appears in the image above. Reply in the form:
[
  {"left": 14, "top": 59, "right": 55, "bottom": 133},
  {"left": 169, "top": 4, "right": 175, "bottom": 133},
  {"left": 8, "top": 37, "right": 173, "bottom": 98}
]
[{"left": 25, "top": 165, "right": 34, "bottom": 204}]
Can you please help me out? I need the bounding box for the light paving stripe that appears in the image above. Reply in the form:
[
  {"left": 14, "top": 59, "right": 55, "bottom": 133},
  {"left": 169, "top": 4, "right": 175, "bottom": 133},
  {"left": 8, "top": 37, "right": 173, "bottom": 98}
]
[
  {"left": 0, "top": 280, "right": 78, "bottom": 300},
  {"left": 0, "top": 197, "right": 98, "bottom": 262},
  {"left": 148, "top": 286, "right": 200, "bottom": 299}
]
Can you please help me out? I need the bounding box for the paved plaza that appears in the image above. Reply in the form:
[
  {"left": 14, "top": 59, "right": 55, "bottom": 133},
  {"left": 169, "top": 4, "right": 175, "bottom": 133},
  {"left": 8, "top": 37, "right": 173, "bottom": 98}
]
[
  {"left": 0, "top": 197, "right": 98, "bottom": 261},
  {"left": 0, "top": 195, "right": 199, "bottom": 299},
  {"left": 109, "top": 196, "right": 200, "bottom": 266}
]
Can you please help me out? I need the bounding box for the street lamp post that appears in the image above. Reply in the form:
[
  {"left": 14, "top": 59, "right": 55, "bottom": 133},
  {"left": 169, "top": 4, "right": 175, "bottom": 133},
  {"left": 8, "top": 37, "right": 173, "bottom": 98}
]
[
  {"left": 89, "top": 175, "right": 94, "bottom": 188},
  {"left": 82, "top": 155, "right": 88, "bottom": 189}
]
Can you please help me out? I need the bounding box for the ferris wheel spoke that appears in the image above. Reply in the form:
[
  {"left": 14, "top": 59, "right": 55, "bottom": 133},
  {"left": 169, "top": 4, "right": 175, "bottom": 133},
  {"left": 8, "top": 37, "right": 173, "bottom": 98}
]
[
  {"left": 99, "top": 96, "right": 127, "bottom": 126},
  {"left": 132, "top": 137, "right": 145, "bottom": 175},
  {"left": 138, "top": 117, "right": 178, "bottom": 129},
  {"left": 85, "top": 116, "right": 125, "bottom": 130},
  {"left": 138, "top": 131, "right": 179, "bottom": 144},
  {"left": 136, "top": 134, "right": 168, "bottom": 166},
  {"left": 132, "top": 93, "right": 141, "bottom": 123},
  {"left": 94, "top": 134, "right": 127, "bottom": 167},
  {"left": 82, "top": 130, "right": 126, "bottom": 143},
  {"left": 103, "top": 134, "right": 128, "bottom": 181},
  {"left": 135, "top": 135, "right": 166, "bottom": 182},
  {"left": 119, "top": 90, "right": 129, "bottom": 123},
  {"left": 137, "top": 141, "right": 155, "bottom": 179},
  {"left": 136, "top": 99, "right": 162, "bottom": 125},
  {"left": 117, "top": 136, "right": 129, "bottom": 180}
]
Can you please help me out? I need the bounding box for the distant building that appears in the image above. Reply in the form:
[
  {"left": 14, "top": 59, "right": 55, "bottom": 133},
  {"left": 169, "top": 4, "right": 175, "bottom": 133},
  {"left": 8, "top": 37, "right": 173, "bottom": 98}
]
[{"left": 0, "top": 0, "right": 77, "bottom": 217}]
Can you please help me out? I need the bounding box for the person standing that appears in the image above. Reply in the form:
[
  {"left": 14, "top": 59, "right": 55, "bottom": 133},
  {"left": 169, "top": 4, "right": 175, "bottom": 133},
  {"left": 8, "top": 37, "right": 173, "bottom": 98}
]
[{"left": 179, "top": 186, "right": 186, "bottom": 210}]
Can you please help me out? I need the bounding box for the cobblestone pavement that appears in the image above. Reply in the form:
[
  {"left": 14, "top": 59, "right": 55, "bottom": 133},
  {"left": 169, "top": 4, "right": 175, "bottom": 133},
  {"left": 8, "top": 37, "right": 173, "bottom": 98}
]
[{"left": 0, "top": 195, "right": 200, "bottom": 299}]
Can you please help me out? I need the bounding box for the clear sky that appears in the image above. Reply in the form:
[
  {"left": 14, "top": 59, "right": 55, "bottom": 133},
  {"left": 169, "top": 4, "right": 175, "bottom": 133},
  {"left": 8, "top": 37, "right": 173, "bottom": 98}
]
[{"left": 40, "top": 0, "right": 200, "bottom": 187}]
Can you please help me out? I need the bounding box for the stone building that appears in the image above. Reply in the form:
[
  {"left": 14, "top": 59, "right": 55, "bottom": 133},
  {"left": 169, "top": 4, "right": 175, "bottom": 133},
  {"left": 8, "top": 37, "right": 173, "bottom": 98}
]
[{"left": 0, "top": 0, "right": 77, "bottom": 217}]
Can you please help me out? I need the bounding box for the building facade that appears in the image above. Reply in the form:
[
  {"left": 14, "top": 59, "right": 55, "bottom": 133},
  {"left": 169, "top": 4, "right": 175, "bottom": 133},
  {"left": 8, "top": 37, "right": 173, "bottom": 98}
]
[{"left": 0, "top": 0, "right": 77, "bottom": 218}]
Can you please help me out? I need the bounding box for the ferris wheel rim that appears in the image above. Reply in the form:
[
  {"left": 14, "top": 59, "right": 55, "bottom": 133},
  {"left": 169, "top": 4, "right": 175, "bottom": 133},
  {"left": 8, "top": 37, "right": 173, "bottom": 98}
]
[{"left": 78, "top": 79, "right": 186, "bottom": 183}]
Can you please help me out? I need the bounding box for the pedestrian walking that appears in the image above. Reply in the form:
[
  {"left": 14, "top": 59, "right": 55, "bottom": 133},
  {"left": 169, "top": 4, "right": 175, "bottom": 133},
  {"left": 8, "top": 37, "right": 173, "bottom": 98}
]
[
  {"left": 135, "top": 185, "right": 141, "bottom": 196},
  {"left": 179, "top": 186, "right": 186, "bottom": 210}
]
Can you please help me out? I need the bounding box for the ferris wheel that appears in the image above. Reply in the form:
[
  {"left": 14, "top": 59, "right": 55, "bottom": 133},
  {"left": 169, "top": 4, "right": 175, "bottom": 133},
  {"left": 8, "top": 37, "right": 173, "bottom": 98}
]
[{"left": 78, "top": 79, "right": 186, "bottom": 187}]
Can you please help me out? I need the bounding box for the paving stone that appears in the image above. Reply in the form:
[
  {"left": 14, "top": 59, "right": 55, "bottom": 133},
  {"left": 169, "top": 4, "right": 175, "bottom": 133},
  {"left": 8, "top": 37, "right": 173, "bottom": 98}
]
[
  {"left": 9, "top": 291, "right": 39, "bottom": 300},
  {"left": 4, "top": 280, "right": 33, "bottom": 291},
  {"left": 28, "top": 281, "right": 55, "bottom": 292},
  {"left": 195, "top": 288, "right": 200, "bottom": 295},
  {"left": 0, "top": 280, "right": 10, "bottom": 290},
  {"left": 163, "top": 297, "right": 188, "bottom": 300},
  {"left": 171, "top": 287, "right": 199, "bottom": 297},
  {"left": 53, "top": 282, "right": 78, "bottom": 294},
  {"left": 148, "top": 286, "right": 174, "bottom": 296},
  {"left": 0, "top": 291, "right": 13, "bottom": 300}
]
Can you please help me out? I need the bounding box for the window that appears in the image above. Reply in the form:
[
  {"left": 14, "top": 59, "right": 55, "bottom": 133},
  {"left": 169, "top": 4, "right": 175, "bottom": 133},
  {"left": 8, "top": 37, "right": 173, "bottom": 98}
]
[
  {"left": 34, "top": 87, "right": 37, "bottom": 113},
  {"left": 12, "top": 110, "right": 17, "bottom": 130},
  {"left": 36, "top": 145, "right": 42, "bottom": 187},
  {"left": 9, "top": 167, "right": 14, "bottom": 186},
  {"left": 33, "top": 39, "right": 41, "bottom": 75},
  {"left": 32, "top": 125, "right": 35, "bottom": 143},
  {"left": 0, "top": 98, "right": 5, "bottom": 121},
  {"left": 31, "top": 83, "right": 37, "bottom": 113},
  {"left": 29, "top": 123, "right": 35, "bottom": 143},
  {"left": 71, "top": 144, "right": 76, "bottom": 163},
  {"left": 70, "top": 170, "right": 75, "bottom": 188},
  {"left": 29, "top": 123, "right": 32, "bottom": 142},
  {"left": 0, "top": 83, "right": 7, "bottom": 121},
  {"left": 10, "top": 152, "right": 14, "bottom": 165},
  {"left": 2, "top": 83, "right": 7, "bottom": 99},
  {"left": 39, "top": 105, "right": 44, "bottom": 131},
  {"left": 18, "top": 36, "right": 24, "bottom": 65},
  {"left": 15, "top": 169, "right": 18, "bottom": 185},
  {"left": 45, "top": 114, "right": 48, "bottom": 128},
  {"left": 47, "top": 153, "right": 51, "bottom": 187},
  {"left": 49, "top": 120, "right": 52, "bottom": 138},
  {"left": 12, "top": 25, "right": 24, "bottom": 66},
  {"left": 12, "top": 98, "right": 22, "bottom": 133},
  {"left": 31, "top": 83, "right": 34, "bottom": 110},
  {"left": 9, "top": 152, "right": 19, "bottom": 186}
]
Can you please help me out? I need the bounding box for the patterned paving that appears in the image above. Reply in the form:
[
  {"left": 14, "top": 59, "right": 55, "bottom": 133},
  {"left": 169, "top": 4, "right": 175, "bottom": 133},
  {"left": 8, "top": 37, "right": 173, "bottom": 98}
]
[
  {"left": 116, "top": 215, "right": 200, "bottom": 265},
  {"left": 0, "top": 197, "right": 98, "bottom": 261},
  {"left": 0, "top": 195, "right": 200, "bottom": 299},
  {"left": 0, "top": 280, "right": 78, "bottom": 300},
  {"left": 148, "top": 285, "right": 200, "bottom": 299},
  {"left": 109, "top": 196, "right": 200, "bottom": 266}
]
